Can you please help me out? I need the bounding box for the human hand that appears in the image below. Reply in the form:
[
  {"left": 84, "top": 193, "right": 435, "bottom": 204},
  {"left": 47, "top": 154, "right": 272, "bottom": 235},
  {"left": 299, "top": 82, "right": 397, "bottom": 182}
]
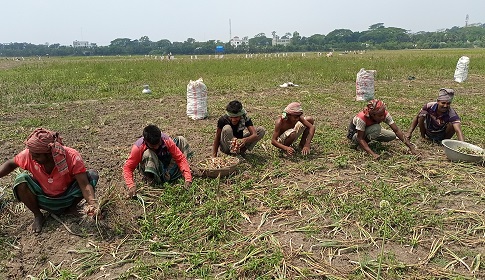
[
  {"left": 239, "top": 138, "right": 247, "bottom": 147},
  {"left": 408, "top": 145, "right": 421, "bottom": 160},
  {"left": 286, "top": 146, "right": 295, "bottom": 156},
  {"left": 85, "top": 200, "right": 100, "bottom": 217},
  {"left": 126, "top": 186, "right": 137, "bottom": 199},
  {"left": 409, "top": 146, "right": 418, "bottom": 155},
  {"left": 301, "top": 146, "right": 310, "bottom": 156},
  {"left": 404, "top": 132, "right": 412, "bottom": 141},
  {"left": 184, "top": 181, "right": 192, "bottom": 188},
  {"left": 372, "top": 153, "right": 381, "bottom": 160}
]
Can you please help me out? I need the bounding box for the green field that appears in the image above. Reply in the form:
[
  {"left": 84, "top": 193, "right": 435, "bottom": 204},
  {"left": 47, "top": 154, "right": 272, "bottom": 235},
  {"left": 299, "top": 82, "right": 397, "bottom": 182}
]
[{"left": 1, "top": 50, "right": 485, "bottom": 279}]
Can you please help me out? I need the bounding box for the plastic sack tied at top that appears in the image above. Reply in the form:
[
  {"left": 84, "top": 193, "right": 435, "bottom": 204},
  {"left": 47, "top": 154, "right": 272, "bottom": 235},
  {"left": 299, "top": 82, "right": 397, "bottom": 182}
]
[
  {"left": 186, "top": 78, "right": 208, "bottom": 120},
  {"left": 355, "top": 68, "right": 376, "bottom": 101}
]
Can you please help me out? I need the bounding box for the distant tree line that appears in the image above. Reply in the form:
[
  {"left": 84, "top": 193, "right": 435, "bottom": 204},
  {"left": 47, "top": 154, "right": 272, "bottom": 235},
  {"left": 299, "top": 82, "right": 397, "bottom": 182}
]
[{"left": 1, "top": 23, "right": 485, "bottom": 57}]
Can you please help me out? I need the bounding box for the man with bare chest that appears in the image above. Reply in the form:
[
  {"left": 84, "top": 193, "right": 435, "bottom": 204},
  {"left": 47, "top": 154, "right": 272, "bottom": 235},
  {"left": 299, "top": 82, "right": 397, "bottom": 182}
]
[{"left": 271, "top": 102, "right": 315, "bottom": 156}]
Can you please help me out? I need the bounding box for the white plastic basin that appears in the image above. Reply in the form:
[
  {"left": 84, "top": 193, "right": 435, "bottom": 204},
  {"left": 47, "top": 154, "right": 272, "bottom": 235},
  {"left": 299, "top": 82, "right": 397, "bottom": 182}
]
[{"left": 442, "top": 139, "right": 484, "bottom": 163}]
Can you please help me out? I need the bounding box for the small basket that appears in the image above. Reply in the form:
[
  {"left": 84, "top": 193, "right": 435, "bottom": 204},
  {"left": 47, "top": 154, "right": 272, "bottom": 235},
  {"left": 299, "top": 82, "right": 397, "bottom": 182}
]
[{"left": 198, "top": 157, "right": 240, "bottom": 178}]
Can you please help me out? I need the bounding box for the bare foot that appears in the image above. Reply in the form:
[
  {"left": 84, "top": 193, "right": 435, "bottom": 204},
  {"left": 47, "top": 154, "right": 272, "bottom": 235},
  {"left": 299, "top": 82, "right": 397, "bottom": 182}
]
[{"left": 32, "top": 214, "right": 45, "bottom": 233}]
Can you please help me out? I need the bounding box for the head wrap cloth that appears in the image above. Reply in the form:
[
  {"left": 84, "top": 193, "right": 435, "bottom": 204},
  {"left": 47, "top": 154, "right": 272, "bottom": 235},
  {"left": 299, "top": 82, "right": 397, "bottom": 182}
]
[
  {"left": 25, "top": 128, "right": 69, "bottom": 175},
  {"left": 437, "top": 88, "right": 454, "bottom": 102},
  {"left": 281, "top": 102, "right": 303, "bottom": 119},
  {"left": 283, "top": 102, "right": 303, "bottom": 118},
  {"left": 226, "top": 108, "right": 247, "bottom": 117},
  {"left": 363, "top": 99, "right": 386, "bottom": 117}
]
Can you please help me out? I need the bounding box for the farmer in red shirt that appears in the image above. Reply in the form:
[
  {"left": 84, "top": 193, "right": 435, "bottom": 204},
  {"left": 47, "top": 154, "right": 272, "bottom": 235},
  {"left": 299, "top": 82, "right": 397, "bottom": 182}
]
[
  {"left": 0, "top": 128, "right": 98, "bottom": 233},
  {"left": 123, "top": 124, "right": 193, "bottom": 198}
]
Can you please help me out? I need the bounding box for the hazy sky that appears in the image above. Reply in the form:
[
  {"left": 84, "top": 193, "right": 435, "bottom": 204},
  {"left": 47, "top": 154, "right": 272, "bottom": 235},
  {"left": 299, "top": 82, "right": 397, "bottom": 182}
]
[{"left": 1, "top": 0, "right": 484, "bottom": 46}]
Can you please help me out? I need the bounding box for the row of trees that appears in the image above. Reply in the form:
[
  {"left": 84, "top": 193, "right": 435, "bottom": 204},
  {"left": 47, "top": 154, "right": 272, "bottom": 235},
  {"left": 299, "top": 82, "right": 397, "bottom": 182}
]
[{"left": 1, "top": 23, "right": 485, "bottom": 57}]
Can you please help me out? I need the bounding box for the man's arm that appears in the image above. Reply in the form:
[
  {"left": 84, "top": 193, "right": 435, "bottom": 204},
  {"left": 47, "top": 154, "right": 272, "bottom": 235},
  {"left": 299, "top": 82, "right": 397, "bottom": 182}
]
[
  {"left": 452, "top": 122, "right": 465, "bottom": 141},
  {"left": 405, "top": 114, "right": 419, "bottom": 140},
  {"left": 165, "top": 138, "right": 192, "bottom": 184},
  {"left": 241, "top": 125, "right": 258, "bottom": 146},
  {"left": 356, "top": 130, "right": 380, "bottom": 160},
  {"left": 271, "top": 118, "right": 292, "bottom": 153},
  {"left": 417, "top": 116, "right": 426, "bottom": 139},
  {"left": 390, "top": 123, "right": 418, "bottom": 155},
  {"left": 212, "top": 128, "right": 222, "bottom": 157},
  {"left": 0, "top": 159, "right": 18, "bottom": 178},
  {"left": 299, "top": 116, "right": 315, "bottom": 155},
  {"left": 123, "top": 144, "right": 143, "bottom": 198},
  {"left": 74, "top": 172, "right": 98, "bottom": 215}
]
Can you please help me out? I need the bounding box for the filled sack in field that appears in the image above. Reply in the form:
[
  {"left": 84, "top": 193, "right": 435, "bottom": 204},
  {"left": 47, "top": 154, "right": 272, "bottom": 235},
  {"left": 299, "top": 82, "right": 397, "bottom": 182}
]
[
  {"left": 186, "top": 78, "right": 208, "bottom": 120},
  {"left": 355, "top": 68, "right": 376, "bottom": 101},
  {"left": 454, "top": 56, "right": 470, "bottom": 83}
]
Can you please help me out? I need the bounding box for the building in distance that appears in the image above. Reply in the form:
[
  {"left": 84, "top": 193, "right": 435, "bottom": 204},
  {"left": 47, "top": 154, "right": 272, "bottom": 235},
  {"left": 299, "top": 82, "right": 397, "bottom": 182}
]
[{"left": 73, "top": 40, "right": 97, "bottom": 48}]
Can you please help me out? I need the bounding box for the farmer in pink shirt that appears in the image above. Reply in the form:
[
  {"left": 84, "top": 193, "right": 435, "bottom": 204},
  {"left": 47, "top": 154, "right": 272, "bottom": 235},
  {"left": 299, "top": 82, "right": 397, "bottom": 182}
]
[{"left": 0, "top": 128, "right": 98, "bottom": 233}]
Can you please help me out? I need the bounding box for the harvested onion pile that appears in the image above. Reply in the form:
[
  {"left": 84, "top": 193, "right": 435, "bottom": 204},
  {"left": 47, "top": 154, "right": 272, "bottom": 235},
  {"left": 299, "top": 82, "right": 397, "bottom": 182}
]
[
  {"left": 199, "top": 155, "right": 239, "bottom": 169},
  {"left": 456, "top": 146, "right": 484, "bottom": 156},
  {"left": 230, "top": 138, "right": 242, "bottom": 153}
]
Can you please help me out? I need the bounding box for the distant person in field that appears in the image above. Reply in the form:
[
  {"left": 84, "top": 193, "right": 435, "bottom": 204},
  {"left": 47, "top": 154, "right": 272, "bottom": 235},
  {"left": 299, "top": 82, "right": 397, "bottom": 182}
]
[
  {"left": 347, "top": 99, "right": 418, "bottom": 160},
  {"left": 0, "top": 128, "right": 99, "bottom": 233},
  {"left": 405, "top": 88, "right": 464, "bottom": 142},
  {"left": 271, "top": 102, "right": 315, "bottom": 156},
  {"left": 123, "top": 124, "right": 193, "bottom": 198},
  {"left": 212, "top": 100, "right": 266, "bottom": 157}
]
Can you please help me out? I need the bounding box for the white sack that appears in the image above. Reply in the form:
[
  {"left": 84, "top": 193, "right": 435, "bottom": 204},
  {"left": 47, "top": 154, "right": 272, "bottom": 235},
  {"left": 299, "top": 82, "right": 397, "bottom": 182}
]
[
  {"left": 454, "top": 56, "right": 470, "bottom": 83},
  {"left": 187, "top": 78, "right": 208, "bottom": 120},
  {"left": 356, "top": 68, "right": 376, "bottom": 101}
]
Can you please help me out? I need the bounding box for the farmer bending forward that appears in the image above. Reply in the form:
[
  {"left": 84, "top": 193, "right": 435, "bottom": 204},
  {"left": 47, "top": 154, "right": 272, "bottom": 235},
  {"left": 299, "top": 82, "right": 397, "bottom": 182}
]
[
  {"left": 271, "top": 102, "right": 315, "bottom": 156},
  {"left": 0, "top": 128, "right": 99, "bottom": 233},
  {"left": 123, "top": 124, "right": 193, "bottom": 198},
  {"left": 212, "top": 100, "right": 266, "bottom": 157},
  {"left": 405, "top": 88, "right": 464, "bottom": 142},
  {"left": 347, "top": 99, "right": 418, "bottom": 160}
]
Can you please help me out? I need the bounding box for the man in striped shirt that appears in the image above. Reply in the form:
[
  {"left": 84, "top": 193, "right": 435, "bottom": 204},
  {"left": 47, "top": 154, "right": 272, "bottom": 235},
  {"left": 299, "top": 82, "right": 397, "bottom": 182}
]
[{"left": 406, "top": 88, "right": 464, "bottom": 142}]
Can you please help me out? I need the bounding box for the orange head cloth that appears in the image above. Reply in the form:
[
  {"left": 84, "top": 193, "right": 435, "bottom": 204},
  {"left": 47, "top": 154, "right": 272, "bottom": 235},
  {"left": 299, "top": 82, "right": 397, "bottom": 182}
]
[{"left": 25, "top": 128, "right": 68, "bottom": 175}]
